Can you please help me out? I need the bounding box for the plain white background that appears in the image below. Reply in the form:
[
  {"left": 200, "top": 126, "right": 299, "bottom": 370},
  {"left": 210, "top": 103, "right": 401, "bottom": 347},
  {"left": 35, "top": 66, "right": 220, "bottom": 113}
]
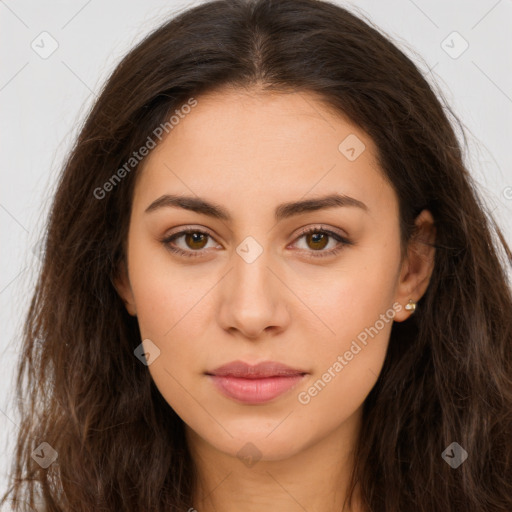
[{"left": 1, "top": 0, "right": 511, "bottom": 500}]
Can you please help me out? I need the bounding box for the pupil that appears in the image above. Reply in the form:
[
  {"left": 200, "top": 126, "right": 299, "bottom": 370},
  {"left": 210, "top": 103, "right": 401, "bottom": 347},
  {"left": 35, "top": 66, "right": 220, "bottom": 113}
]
[
  {"left": 308, "top": 233, "right": 327, "bottom": 250},
  {"left": 187, "top": 233, "right": 206, "bottom": 249}
]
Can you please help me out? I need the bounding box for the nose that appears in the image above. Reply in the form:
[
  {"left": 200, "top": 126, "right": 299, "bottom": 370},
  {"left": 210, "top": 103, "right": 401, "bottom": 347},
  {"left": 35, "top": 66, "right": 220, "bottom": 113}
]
[{"left": 217, "top": 247, "right": 291, "bottom": 340}]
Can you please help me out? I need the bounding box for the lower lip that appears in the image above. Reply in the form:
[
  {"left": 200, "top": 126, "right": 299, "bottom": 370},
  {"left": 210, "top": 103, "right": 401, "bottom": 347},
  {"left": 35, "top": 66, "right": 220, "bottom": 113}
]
[{"left": 208, "top": 374, "right": 306, "bottom": 404}]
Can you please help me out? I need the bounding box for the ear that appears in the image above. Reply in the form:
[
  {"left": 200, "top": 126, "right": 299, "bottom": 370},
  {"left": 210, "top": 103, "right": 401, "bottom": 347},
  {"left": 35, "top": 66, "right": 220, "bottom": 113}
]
[
  {"left": 393, "top": 209, "right": 436, "bottom": 322},
  {"left": 113, "top": 259, "right": 137, "bottom": 317}
]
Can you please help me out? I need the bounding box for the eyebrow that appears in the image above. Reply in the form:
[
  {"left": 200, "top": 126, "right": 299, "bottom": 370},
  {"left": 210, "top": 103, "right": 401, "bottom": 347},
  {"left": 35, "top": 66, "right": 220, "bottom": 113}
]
[{"left": 144, "top": 193, "right": 368, "bottom": 221}]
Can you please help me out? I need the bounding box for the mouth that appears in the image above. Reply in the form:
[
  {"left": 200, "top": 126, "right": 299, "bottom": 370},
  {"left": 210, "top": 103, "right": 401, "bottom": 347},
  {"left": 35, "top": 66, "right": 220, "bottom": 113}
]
[{"left": 205, "top": 360, "right": 308, "bottom": 404}]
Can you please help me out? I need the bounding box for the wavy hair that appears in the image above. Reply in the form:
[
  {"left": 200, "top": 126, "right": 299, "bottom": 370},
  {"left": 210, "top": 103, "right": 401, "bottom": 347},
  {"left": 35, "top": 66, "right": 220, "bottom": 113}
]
[{"left": 2, "top": 0, "right": 511, "bottom": 510}]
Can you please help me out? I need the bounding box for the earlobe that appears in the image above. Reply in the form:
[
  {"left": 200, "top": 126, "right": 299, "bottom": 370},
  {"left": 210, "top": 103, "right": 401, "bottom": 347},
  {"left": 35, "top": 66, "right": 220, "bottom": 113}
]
[
  {"left": 393, "top": 209, "right": 436, "bottom": 322},
  {"left": 113, "top": 261, "right": 137, "bottom": 317}
]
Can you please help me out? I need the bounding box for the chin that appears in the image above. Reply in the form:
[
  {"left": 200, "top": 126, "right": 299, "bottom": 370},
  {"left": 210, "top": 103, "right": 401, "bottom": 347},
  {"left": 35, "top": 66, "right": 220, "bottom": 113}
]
[{"left": 191, "top": 419, "right": 314, "bottom": 463}]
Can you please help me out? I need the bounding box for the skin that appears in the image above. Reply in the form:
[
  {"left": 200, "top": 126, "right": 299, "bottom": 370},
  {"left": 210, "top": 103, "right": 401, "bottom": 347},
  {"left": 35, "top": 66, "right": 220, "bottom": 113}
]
[{"left": 115, "top": 88, "right": 436, "bottom": 512}]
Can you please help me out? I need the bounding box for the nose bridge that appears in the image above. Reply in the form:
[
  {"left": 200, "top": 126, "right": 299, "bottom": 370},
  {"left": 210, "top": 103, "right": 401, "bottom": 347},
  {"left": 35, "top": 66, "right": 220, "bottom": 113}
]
[
  {"left": 217, "top": 233, "right": 288, "bottom": 337},
  {"left": 231, "top": 234, "right": 275, "bottom": 304}
]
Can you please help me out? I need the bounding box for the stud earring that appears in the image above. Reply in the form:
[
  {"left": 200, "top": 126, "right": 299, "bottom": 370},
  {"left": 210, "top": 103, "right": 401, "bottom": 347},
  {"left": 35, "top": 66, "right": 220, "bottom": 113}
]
[{"left": 404, "top": 299, "right": 417, "bottom": 313}]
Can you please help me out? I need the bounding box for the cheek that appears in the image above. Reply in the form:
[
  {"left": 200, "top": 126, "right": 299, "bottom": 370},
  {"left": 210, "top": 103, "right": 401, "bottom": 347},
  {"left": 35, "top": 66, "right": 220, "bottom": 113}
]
[
  {"left": 129, "top": 238, "right": 212, "bottom": 340},
  {"left": 131, "top": 271, "right": 213, "bottom": 390},
  {"left": 294, "top": 278, "right": 395, "bottom": 444},
  {"left": 301, "top": 242, "right": 399, "bottom": 349},
  {"left": 295, "top": 243, "right": 399, "bottom": 405},
  {"left": 130, "top": 265, "right": 208, "bottom": 425},
  {"left": 127, "top": 243, "right": 216, "bottom": 415}
]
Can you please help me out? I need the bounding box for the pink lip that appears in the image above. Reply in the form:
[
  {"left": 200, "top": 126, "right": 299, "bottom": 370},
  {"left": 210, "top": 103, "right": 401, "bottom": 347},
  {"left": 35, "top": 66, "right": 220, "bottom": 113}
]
[{"left": 206, "top": 360, "right": 307, "bottom": 404}]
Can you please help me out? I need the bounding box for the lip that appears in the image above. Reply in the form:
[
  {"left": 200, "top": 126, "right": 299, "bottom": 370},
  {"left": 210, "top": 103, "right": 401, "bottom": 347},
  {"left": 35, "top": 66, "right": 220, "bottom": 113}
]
[
  {"left": 208, "top": 360, "right": 308, "bottom": 378},
  {"left": 206, "top": 360, "right": 308, "bottom": 404}
]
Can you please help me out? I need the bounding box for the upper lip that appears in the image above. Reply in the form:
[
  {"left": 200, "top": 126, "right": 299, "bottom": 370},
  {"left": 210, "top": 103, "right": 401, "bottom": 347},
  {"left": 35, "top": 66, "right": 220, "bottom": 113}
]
[{"left": 207, "top": 360, "right": 307, "bottom": 378}]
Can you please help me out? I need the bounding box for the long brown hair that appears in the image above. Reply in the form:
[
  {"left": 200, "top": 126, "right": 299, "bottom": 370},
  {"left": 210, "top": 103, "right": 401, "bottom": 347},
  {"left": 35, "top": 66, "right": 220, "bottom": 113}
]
[{"left": 2, "top": 0, "right": 511, "bottom": 510}]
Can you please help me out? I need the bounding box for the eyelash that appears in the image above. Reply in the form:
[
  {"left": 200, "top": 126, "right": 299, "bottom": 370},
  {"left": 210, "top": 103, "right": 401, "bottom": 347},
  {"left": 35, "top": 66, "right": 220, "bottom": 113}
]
[{"left": 161, "top": 226, "right": 353, "bottom": 259}]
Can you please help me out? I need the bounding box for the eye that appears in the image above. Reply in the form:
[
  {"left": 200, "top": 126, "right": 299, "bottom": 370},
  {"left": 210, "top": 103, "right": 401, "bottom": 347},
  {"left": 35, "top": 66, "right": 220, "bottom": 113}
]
[
  {"left": 290, "top": 225, "right": 353, "bottom": 258},
  {"left": 161, "top": 228, "right": 220, "bottom": 258},
  {"left": 161, "top": 225, "right": 353, "bottom": 259}
]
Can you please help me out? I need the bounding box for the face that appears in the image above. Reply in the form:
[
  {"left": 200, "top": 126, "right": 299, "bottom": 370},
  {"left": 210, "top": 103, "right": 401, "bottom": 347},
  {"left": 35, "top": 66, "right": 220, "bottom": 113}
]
[{"left": 115, "top": 88, "right": 434, "bottom": 462}]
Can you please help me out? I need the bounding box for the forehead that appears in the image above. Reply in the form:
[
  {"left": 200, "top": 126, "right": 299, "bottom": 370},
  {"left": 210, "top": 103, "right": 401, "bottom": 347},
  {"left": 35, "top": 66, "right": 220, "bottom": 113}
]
[{"left": 133, "top": 89, "right": 395, "bottom": 220}]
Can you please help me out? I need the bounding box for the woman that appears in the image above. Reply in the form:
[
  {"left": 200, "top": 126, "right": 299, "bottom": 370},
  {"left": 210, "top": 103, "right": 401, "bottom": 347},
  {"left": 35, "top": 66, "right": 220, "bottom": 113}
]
[{"left": 2, "top": 0, "right": 511, "bottom": 510}]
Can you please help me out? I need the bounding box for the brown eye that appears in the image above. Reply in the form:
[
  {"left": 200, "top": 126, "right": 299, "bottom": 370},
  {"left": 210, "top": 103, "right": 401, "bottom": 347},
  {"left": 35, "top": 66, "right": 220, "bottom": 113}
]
[
  {"left": 162, "top": 229, "right": 219, "bottom": 258},
  {"left": 162, "top": 226, "right": 352, "bottom": 260},
  {"left": 184, "top": 232, "right": 209, "bottom": 250},
  {"left": 305, "top": 232, "right": 329, "bottom": 251},
  {"left": 292, "top": 226, "right": 353, "bottom": 259}
]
